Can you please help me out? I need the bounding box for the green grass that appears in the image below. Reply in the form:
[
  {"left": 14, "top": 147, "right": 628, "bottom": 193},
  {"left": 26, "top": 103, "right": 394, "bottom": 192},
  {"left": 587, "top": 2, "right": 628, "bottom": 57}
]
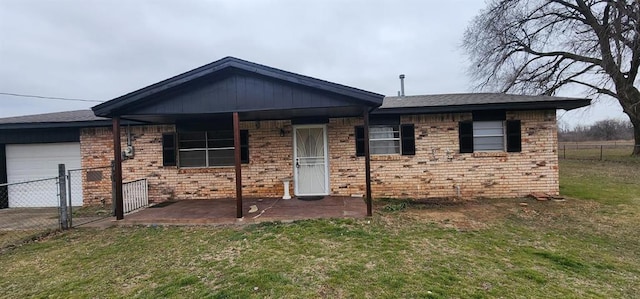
[
  {"left": 0, "top": 160, "right": 639, "bottom": 298},
  {"left": 560, "top": 159, "right": 640, "bottom": 204},
  {"left": 558, "top": 141, "right": 638, "bottom": 162}
]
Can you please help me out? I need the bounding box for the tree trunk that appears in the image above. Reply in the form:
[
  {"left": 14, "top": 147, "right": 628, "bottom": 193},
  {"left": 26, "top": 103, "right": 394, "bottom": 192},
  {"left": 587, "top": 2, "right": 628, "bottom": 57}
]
[
  {"left": 616, "top": 86, "right": 640, "bottom": 157},
  {"left": 632, "top": 118, "right": 640, "bottom": 156}
]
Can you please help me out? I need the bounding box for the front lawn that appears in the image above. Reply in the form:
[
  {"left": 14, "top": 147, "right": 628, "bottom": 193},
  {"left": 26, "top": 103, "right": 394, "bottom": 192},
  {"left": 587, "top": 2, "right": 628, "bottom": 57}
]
[{"left": 0, "top": 160, "right": 638, "bottom": 298}]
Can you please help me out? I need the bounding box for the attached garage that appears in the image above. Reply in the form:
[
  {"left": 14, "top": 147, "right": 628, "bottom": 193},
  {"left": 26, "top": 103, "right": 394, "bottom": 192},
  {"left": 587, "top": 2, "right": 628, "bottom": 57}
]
[
  {"left": 0, "top": 110, "right": 111, "bottom": 209},
  {"left": 6, "top": 142, "right": 82, "bottom": 207}
]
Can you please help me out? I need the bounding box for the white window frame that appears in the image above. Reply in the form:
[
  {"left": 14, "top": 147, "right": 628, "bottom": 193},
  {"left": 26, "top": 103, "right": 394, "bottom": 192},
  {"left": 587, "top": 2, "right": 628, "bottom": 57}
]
[
  {"left": 369, "top": 125, "right": 401, "bottom": 155},
  {"left": 473, "top": 121, "right": 506, "bottom": 152}
]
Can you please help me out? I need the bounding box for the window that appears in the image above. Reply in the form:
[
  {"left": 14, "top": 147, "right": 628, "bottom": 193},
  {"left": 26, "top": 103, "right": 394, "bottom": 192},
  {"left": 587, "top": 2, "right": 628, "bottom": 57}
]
[
  {"left": 355, "top": 124, "right": 415, "bottom": 156},
  {"left": 178, "top": 131, "right": 234, "bottom": 167},
  {"left": 162, "top": 130, "right": 249, "bottom": 167},
  {"left": 473, "top": 121, "right": 505, "bottom": 151},
  {"left": 370, "top": 126, "right": 401, "bottom": 154},
  {"left": 459, "top": 119, "right": 521, "bottom": 153}
]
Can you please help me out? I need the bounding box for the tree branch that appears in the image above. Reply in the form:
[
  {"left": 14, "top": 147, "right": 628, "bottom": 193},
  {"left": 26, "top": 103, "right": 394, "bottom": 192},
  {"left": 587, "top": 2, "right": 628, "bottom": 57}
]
[
  {"left": 567, "top": 79, "right": 618, "bottom": 98},
  {"left": 515, "top": 42, "right": 603, "bottom": 66}
]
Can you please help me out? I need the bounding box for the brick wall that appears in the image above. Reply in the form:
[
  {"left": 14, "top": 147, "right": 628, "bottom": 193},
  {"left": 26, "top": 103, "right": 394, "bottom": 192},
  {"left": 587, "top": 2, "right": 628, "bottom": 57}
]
[
  {"left": 80, "top": 110, "right": 558, "bottom": 204},
  {"left": 373, "top": 110, "right": 558, "bottom": 198},
  {"left": 80, "top": 121, "right": 295, "bottom": 204}
]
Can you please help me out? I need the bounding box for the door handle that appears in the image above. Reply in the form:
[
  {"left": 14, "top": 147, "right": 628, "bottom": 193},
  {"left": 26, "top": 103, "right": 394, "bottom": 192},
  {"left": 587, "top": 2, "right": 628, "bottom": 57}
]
[{"left": 296, "top": 160, "right": 300, "bottom": 168}]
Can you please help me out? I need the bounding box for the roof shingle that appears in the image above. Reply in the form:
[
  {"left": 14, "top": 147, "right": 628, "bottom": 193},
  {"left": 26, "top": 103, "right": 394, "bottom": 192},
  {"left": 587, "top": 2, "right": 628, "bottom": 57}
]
[
  {"left": 380, "top": 93, "right": 588, "bottom": 109},
  {"left": 0, "top": 110, "right": 105, "bottom": 124}
]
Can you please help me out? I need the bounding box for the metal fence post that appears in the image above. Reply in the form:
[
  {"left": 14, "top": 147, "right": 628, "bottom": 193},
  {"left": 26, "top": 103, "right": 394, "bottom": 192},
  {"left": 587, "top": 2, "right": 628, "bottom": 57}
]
[
  {"left": 58, "top": 164, "right": 68, "bottom": 230},
  {"left": 563, "top": 145, "right": 566, "bottom": 159},
  {"left": 67, "top": 169, "right": 73, "bottom": 228}
]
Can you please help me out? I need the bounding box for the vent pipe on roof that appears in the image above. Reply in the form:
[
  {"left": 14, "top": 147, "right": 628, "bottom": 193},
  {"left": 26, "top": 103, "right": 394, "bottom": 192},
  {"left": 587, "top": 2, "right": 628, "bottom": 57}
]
[{"left": 399, "top": 74, "right": 405, "bottom": 97}]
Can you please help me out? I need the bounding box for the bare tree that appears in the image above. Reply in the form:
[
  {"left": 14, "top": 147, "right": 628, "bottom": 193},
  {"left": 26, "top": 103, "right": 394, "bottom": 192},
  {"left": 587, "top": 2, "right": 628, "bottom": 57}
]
[
  {"left": 463, "top": 0, "right": 640, "bottom": 156},
  {"left": 558, "top": 118, "right": 633, "bottom": 140}
]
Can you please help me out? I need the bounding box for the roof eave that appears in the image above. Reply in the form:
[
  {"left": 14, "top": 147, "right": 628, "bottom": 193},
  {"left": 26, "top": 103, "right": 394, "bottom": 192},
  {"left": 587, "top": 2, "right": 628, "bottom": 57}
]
[
  {"left": 373, "top": 99, "right": 592, "bottom": 115},
  {"left": 0, "top": 119, "right": 140, "bottom": 130}
]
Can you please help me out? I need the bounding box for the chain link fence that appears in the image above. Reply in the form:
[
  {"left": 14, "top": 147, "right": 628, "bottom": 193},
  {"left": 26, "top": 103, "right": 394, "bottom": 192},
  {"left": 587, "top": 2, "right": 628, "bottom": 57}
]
[
  {"left": 559, "top": 143, "right": 639, "bottom": 161},
  {"left": 1, "top": 163, "right": 114, "bottom": 250},
  {"left": 0, "top": 177, "right": 61, "bottom": 249}
]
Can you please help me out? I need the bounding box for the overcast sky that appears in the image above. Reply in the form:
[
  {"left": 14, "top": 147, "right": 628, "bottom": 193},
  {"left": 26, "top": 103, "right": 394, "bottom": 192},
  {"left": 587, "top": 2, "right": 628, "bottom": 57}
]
[{"left": 0, "top": 0, "right": 628, "bottom": 127}]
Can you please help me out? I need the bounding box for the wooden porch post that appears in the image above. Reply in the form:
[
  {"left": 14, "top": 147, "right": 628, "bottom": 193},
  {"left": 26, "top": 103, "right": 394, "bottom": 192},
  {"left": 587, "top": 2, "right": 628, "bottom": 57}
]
[
  {"left": 112, "top": 117, "right": 124, "bottom": 220},
  {"left": 363, "top": 110, "right": 372, "bottom": 216},
  {"left": 233, "top": 112, "right": 243, "bottom": 218}
]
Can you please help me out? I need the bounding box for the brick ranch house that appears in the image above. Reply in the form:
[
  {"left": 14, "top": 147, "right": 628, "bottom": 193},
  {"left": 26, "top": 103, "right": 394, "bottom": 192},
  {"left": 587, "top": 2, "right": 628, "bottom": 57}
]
[{"left": 0, "top": 57, "right": 590, "bottom": 218}]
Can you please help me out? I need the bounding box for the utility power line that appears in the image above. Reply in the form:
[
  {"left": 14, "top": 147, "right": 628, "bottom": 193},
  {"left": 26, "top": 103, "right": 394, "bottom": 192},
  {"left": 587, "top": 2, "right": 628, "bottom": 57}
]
[{"left": 0, "top": 92, "right": 104, "bottom": 103}]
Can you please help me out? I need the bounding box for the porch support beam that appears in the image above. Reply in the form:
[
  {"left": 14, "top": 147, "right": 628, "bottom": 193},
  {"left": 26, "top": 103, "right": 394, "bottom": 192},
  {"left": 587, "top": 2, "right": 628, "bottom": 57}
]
[
  {"left": 363, "top": 110, "right": 372, "bottom": 216},
  {"left": 112, "top": 116, "right": 124, "bottom": 220},
  {"left": 233, "top": 112, "right": 243, "bottom": 218}
]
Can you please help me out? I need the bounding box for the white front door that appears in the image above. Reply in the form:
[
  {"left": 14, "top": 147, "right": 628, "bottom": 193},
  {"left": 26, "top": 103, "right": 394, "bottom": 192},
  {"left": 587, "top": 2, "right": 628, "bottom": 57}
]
[{"left": 293, "top": 125, "right": 329, "bottom": 196}]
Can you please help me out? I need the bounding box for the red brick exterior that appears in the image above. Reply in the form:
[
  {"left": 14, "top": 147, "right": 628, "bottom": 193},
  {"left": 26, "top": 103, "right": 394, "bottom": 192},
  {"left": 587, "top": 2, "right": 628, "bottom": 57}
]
[{"left": 80, "top": 110, "right": 558, "bottom": 204}]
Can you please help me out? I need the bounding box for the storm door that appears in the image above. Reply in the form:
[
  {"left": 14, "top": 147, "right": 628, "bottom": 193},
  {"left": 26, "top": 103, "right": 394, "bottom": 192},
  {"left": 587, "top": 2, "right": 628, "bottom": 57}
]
[{"left": 293, "top": 125, "right": 329, "bottom": 196}]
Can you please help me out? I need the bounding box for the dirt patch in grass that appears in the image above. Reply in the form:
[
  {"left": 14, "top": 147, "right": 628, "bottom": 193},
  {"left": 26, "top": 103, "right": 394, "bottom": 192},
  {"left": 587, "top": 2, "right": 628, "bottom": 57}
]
[
  {"left": 390, "top": 200, "right": 492, "bottom": 231},
  {"left": 379, "top": 196, "right": 603, "bottom": 232}
]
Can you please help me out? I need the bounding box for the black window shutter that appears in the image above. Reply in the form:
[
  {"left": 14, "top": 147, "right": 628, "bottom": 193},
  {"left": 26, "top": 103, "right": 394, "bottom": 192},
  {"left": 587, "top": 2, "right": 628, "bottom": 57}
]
[
  {"left": 162, "top": 133, "right": 177, "bottom": 166},
  {"left": 459, "top": 121, "right": 474, "bottom": 153},
  {"left": 400, "top": 124, "right": 415, "bottom": 155},
  {"left": 355, "top": 126, "right": 365, "bottom": 157},
  {"left": 506, "top": 120, "right": 522, "bottom": 152},
  {"left": 240, "top": 130, "right": 249, "bottom": 163}
]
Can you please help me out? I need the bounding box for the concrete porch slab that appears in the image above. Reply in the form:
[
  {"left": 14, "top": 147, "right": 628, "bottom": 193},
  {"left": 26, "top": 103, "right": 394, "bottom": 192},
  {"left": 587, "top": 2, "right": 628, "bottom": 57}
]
[{"left": 114, "top": 196, "right": 367, "bottom": 226}]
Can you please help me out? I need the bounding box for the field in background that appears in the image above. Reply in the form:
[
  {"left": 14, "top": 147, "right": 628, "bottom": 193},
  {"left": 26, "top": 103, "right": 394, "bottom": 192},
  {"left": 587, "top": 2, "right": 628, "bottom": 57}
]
[
  {"left": 558, "top": 139, "right": 638, "bottom": 162},
  {"left": 0, "top": 160, "right": 638, "bottom": 298}
]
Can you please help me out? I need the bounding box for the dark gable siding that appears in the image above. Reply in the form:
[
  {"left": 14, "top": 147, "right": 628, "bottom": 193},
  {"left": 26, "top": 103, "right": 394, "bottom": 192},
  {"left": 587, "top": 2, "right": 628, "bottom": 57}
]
[{"left": 125, "top": 72, "right": 361, "bottom": 116}]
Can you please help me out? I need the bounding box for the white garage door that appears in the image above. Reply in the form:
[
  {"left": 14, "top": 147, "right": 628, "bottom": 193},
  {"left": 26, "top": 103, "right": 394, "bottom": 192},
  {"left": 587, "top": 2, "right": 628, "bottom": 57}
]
[{"left": 6, "top": 143, "right": 82, "bottom": 207}]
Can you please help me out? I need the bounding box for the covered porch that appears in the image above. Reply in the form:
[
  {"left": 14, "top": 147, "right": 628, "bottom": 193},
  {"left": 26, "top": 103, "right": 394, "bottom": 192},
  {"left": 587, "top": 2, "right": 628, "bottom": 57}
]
[
  {"left": 119, "top": 196, "right": 367, "bottom": 225},
  {"left": 92, "top": 57, "right": 385, "bottom": 220}
]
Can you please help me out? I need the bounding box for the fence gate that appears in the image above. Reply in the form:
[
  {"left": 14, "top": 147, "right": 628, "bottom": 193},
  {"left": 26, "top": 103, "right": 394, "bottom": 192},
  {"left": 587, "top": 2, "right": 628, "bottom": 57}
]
[
  {"left": 123, "top": 179, "right": 149, "bottom": 213},
  {"left": 1, "top": 162, "right": 150, "bottom": 249}
]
